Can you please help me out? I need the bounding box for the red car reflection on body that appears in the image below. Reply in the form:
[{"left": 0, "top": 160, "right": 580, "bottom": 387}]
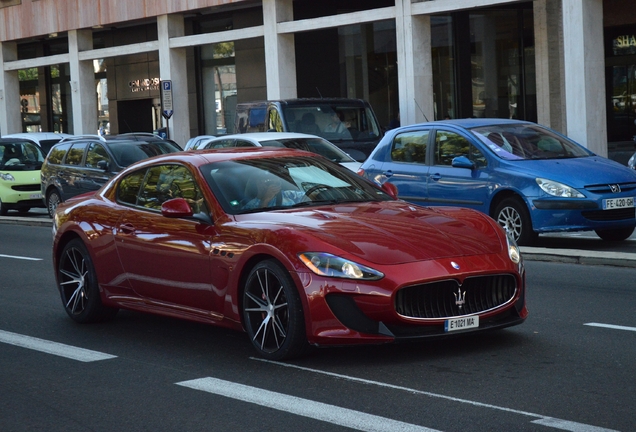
[{"left": 52, "top": 147, "right": 527, "bottom": 359}]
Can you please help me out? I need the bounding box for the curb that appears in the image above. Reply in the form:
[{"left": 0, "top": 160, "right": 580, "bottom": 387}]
[{"left": 0, "top": 216, "right": 52, "bottom": 228}]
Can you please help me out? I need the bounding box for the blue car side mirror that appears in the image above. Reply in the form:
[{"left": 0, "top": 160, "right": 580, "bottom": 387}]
[{"left": 451, "top": 156, "right": 475, "bottom": 169}]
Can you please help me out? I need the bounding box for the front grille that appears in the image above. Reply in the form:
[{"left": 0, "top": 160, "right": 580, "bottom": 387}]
[
  {"left": 584, "top": 182, "right": 636, "bottom": 194},
  {"left": 395, "top": 274, "right": 517, "bottom": 319},
  {"left": 582, "top": 208, "right": 635, "bottom": 221},
  {"left": 12, "top": 184, "right": 40, "bottom": 192}
]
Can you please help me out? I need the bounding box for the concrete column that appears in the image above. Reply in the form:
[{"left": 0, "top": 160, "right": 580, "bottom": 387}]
[
  {"left": 562, "top": 0, "right": 606, "bottom": 155},
  {"left": 0, "top": 42, "right": 21, "bottom": 135},
  {"left": 262, "top": 0, "right": 296, "bottom": 100},
  {"left": 158, "top": 14, "right": 189, "bottom": 148},
  {"left": 395, "top": 0, "right": 433, "bottom": 125},
  {"left": 68, "top": 30, "right": 97, "bottom": 135},
  {"left": 534, "top": 0, "right": 566, "bottom": 132}
]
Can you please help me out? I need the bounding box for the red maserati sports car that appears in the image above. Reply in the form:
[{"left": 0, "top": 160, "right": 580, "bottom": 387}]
[{"left": 52, "top": 147, "right": 527, "bottom": 360}]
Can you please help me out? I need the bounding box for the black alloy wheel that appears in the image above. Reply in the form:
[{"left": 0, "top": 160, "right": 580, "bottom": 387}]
[
  {"left": 47, "top": 190, "right": 61, "bottom": 218},
  {"left": 57, "top": 239, "right": 118, "bottom": 323},
  {"left": 494, "top": 197, "right": 537, "bottom": 246},
  {"left": 242, "top": 260, "right": 308, "bottom": 360}
]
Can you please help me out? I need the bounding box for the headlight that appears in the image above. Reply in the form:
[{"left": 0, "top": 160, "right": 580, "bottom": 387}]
[
  {"left": 299, "top": 252, "right": 384, "bottom": 280},
  {"left": 0, "top": 172, "right": 15, "bottom": 181},
  {"left": 536, "top": 178, "right": 584, "bottom": 198},
  {"left": 628, "top": 154, "right": 636, "bottom": 169},
  {"left": 505, "top": 230, "right": 522, "bottom": 265}
]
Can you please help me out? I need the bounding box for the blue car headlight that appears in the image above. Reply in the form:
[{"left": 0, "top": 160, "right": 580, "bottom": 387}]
[
  {"left": 299, "top": 252, "right": 384, "bottom": 280},
  {"left": 536, "top": 177, "right": 584, "bottom": 198}
]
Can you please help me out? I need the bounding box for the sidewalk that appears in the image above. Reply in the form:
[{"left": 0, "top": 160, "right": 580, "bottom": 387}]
[{"left": 2, "top": 214, "right": 636, "bottom": 268}]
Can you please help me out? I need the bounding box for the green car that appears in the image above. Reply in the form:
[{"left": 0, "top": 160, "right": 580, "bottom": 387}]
[{"left": 0, "top": 138, "right": 46, "bottom": 215}]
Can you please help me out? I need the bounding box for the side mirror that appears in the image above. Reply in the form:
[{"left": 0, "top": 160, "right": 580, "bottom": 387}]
[
  {"left": 451, "top": 155, "right": 475, "bottom": 169},
  {"left": 97, "top": 160, "right": 109, "bottom": 171},
  {"left": 381, "top": 181, "right": 399, "bottom": 199},
  {"left": 161, "top": 197, "right": 193, "bottom": 218}
]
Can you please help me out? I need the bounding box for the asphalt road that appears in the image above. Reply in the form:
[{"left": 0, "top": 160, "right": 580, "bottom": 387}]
[{"left": 0, "top": 224, "right": 634, "bottom": 431}]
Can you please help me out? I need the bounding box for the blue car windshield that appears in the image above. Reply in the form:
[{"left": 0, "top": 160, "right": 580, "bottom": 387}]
[{"left": 470, "top": 124, "right": 593, "bottom": 161}]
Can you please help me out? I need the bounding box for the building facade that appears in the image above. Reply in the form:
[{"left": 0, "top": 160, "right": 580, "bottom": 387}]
[{"left": 1, "top": 0, "right": 635, "bottom": 160}]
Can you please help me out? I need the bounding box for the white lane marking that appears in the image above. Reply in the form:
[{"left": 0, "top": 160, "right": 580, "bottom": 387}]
[
  {"left": 252, "top": 358, "right": 619, "bottom": 432},
  {"left": 584, "top": 322, "right": 636, "bottom": 332},
  {"left": 177, "top": 377, "right": 441, "bottom": 432},
  {"left": 0, "top": 330, "right": 117, "bottom": 362},
  {"left": 0, "top": 253, "right": 42, "bottom": 261},
  {"left": 532, "top": 418, "right": 619, "bottom": 432}
]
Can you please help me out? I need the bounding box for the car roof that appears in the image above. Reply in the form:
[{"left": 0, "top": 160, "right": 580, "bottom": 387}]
[
  {"left": 404, "top": 118, "right": 534, "bottom": 129},
  {"left": 145, "top": 146, "right": 318, "bottom": 167},
  {"left": 208, "top": 132, "right": 323, "bottom": 142},
  {"left": 2, "top": 132, "right": 73, "bottom": 142}
]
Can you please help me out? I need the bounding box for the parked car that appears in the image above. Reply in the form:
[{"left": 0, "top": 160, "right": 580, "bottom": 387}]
[
  {"left": 234, "top": 98, "right": 383, "bottom": 161},
  {"left": 41, "top": 135, "right": 181, "bottom": 217},
  {"left": 358, "top": 118, "right": 636, "bottom": 245},
  {"left": 193, "top": 132, "right": 362, "bottom": 171},
  {"left": 0, "top": 138, "right": 46, "bottom": 215},
  {"left": 2, "top": 132, "right": 73, "bottom": 155},
  {"left": 184, "top": 135, "right": 216, "bottom": 150},
  {"left": 52, "top": 147, "right": 526, "bottom": 359}
]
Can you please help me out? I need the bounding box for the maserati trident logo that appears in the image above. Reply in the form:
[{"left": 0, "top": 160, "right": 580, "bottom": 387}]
[
  {"left": 454, "top": 287, "right": 466, "bottom": 310},
  {"left": 451, "top": 261, "right": 460, "bottom": 270},
  {"left": 610, "top": 184, "right": 621, "bottom": 193}
]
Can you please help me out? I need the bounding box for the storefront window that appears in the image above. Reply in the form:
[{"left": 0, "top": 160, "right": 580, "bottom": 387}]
[{"left": 432, "top": 16, "right": 456, "bottom": 120}]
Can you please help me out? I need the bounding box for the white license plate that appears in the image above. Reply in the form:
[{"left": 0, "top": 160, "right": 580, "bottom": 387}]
[
  {"left": 602, "top": 197, "right": 634, "bottom": 210},
  {"left": 29, "top": 193, "right": 42, "bottom": 199},
  {"left": 444, "top": 315, "right": 479, "bottom": 332}
]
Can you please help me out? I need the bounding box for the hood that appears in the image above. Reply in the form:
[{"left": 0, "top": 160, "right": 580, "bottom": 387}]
[
  {"left": 504, "top": 156, "right": 636, "bottom": 187},
  {"left": 245, "top": 201, "right": 503, "bottom": 265}
]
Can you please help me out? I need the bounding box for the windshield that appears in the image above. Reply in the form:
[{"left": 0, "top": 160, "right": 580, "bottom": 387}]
[
  {"left": 470, "top": 123, "right": 593, "bottom": 160},
  {"left": 109, "top": 141, "right": 181, "bottom": 167},
  {"left": 259, "top": 138, "right": 356, "bottom": 163},
  {"left": 282, "top": 105, "right": 381, "bottom": 143},
  {"left": 0, "top": 141, "right": 45, "bottom": 171},
  {"left": 202, "top": 156, "right": 392, "bottom": 215}
]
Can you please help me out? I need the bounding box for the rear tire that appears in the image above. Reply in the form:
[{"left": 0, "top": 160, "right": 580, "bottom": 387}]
[
  {"left": 494, "top": 197, "right": 537, "bottom": 246},
  {"left": 57, "top": 239, "right": 118, "bottom": 323},
  {"left": 242, "top": 260, "right": 308, "bottom": 360},
  {"left": 47, "top": 190, "right": 62, "bottom": 218},
  {"left": 595, "top": 226, "right": 635, "bottom": 241}
]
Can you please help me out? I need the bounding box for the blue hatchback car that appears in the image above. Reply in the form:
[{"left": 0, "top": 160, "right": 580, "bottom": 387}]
[{"left": 359, "top": 119, "right": 636, "bottom": 245}]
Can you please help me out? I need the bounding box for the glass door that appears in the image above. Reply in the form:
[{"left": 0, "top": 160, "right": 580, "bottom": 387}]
[{"left": 608, "top": 65, "right": 636, "bottom": 142}]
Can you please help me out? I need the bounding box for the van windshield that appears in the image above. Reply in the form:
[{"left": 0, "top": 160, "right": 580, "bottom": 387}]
[{"left": 282, "top": 104, "right": 381, "bottom": 144}]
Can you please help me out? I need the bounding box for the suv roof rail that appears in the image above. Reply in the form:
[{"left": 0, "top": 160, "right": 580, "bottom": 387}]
[
  {"left": 59, "top": 134, "right": 106, "bottom": 143},
  {"left": 115, "top": 132, "right": 159, "bottom": 140}
]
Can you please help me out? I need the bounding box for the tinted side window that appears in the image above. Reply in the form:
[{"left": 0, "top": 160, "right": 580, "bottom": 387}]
[
  {"left": 85, "top": 143, "right": 110, "bottom": 168},
  {"left": 391, "top": 131, "right": 428, "bottom": 164},
  {"left": 117, "top": 169, "right": 146, "bottom": 205},
  {"left": 138, "top": 164, "right": 205, "bottom": 213},
  {"left": 434, "top": 131, "right": 470, "bottom": 166},
  {"left": 65, "top": 142, "right": 88, "bottom": 166},
  {"left": 47, "top": 143, "right": 71, "bottom": 165},
  {"left": 205, "top": 139, "right": 236, "bottom": 149}
]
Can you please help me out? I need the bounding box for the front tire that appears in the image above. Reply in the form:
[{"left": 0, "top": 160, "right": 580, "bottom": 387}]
[
  {"left": 0, "top": 198, "right": 7, "bottom": 216},
  {"left": 494, "top": 197, "right": 537, "bottom": 246},
  {"left": 595, "top": 226, "right": 635, "bottom": 241},
  {"left": 47, "top": 190, "right": 62, "bottom": 218},
  {"left": 57, "top": 239, "right": 118, "bottom": 323},
  {"left": 242, "top": 260, "right": 308, "bottom": 360}
]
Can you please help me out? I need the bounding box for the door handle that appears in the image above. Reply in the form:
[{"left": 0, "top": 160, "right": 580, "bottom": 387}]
[
  {"left": 383, "top": 170, "right": 394, "bottom": 178},
  {"left": 430, "top": 173, "right": 442, "bottom": 181}
]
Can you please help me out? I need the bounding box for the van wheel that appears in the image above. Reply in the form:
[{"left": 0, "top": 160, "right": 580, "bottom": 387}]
[
  {"left": 494, "top": 197, "right": 537, "bottom": 246},
  {"left": 47, "top": 190, "right": 62, "bottom": 218}
]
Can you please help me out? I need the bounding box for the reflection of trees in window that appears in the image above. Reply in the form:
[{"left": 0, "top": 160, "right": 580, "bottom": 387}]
[
  {"left": 117, "top": 170, "right": 146, "bottom": 205},
  {"left": 85, "top": 144, "right": 109, "bottom": 168}
]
